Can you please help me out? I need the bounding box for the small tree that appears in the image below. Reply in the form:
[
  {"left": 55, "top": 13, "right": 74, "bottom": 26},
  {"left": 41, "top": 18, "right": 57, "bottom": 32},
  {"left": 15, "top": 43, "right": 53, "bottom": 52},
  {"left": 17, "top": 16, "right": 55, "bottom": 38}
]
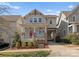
[
  {"left": 12, "top": 32, "right": 21, "bottom": 48},
  {"left": 0, "top": 5, "right": 11, "bottom": 14}
]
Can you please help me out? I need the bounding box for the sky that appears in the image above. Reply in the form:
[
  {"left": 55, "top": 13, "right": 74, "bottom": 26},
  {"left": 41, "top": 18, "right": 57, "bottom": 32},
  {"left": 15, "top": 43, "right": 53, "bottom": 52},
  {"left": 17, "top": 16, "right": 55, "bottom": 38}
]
[{"left": 0, "top": 2, "right": 79, "bottom": 16}]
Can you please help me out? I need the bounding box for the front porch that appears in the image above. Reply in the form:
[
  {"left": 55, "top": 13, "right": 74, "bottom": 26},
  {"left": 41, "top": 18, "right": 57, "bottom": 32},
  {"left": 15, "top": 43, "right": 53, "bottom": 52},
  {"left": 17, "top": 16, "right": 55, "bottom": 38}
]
[
  {"left": 20, "top": 24, "right": 48, "bottom": 44},
  {"left": 68, "top": 23, "right": 79, "bottom": 33}
]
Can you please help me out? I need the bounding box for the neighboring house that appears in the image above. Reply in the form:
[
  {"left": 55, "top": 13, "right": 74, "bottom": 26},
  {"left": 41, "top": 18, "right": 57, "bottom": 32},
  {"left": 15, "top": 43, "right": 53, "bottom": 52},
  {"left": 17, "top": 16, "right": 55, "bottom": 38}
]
[
  {"left": 56, "top": 11, "right": 71, "bottom": 38},
  {"left": 57, "top": 5, "right": 79, "bottom": 39},
  {"left": 17, "top": 9, "right": 57, "bottom": 43},
  {"left": 0, "top": 15, "right": 21, "bottom": 45},
  {"left": 67, "top": 6, "right": 79, "bottom": 33}
]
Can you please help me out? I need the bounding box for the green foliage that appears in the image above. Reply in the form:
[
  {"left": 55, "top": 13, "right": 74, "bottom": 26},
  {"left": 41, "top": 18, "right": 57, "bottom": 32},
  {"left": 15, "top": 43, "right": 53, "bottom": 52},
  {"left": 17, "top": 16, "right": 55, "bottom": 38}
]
[
  {"left": 14, "top": 32, "right": 20, "bottom": 41},
  {"left": 12, "top": 32, "right": 21, "bottom": 47},
  {"left": 28, "top": 37, "right": 38, "bottom": 48},
  {"left": 63, "top": 34, "right": 71, "bottom": 43},
  {"left": 0, "top": 51, "right": 50, "bottom": 57},
  {"left": 28, "top": 41, "right": 33, "bottom": 48},
  {"left": 32, "top": 39, "right": 38, "bottom": 48},
  {"left": 22, "top": 42, "right": 26, "bottom": 48},
  {"left": 64, "top": 33, "right": 79, "bottom": 44},
  {"left": 15, "top": 41, "right": 21, "bottom": 49}
]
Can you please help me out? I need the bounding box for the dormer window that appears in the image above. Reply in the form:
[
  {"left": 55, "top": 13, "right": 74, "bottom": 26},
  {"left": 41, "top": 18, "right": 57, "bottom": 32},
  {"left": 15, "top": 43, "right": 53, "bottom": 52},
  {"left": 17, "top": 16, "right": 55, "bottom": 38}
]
[
  {"left": 72, "top": 16, "right": 76, "bottom": 21},
  {"left": 34, "top": 18, "right": 37, "bottom": 23}
]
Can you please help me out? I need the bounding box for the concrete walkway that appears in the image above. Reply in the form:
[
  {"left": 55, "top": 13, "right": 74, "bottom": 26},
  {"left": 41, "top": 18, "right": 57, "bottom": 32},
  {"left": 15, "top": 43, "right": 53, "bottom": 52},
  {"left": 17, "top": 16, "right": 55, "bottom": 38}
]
[{"left": 48, "top": 42, "right": 79, "bottom": 57}]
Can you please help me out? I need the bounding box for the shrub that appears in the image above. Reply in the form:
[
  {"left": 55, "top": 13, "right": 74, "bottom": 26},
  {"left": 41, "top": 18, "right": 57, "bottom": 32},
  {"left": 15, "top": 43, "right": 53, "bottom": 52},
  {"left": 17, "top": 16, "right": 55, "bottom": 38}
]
[
  {"left": 32, "top": 39, "right": 38, "bottom": 48},
  {"left": 12, "top": 32, "right": 21, "bottom": 47},
  {"left": 71, "top": 39, "right": 79, "bottom": 45},
  {"left": 63, "top": 34, "right": 71, "bottom": 43},
  {"left": 28, "top": 41, "right": 33, "bottom": 48},
  {"left": 15, "top": 41, "right": 21, "bottom": 49},
  {"left": 64, "top": 33, "right": 79, "bottom": 45},
  {"left": 22, "top": 42, "right": 26, "bottom": 48}
]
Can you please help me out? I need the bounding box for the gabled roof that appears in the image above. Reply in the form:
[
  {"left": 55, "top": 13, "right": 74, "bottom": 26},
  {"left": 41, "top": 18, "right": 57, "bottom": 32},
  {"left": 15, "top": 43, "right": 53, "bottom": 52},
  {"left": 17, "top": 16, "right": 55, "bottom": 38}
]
[
  {"left": 62, "top": 11, "right": 72, "bottom": 17},
  {"left": 67, "top": 5, "right": 79, "bottom": 17},
  {"left": 0, "top": 15, "right": 21, "bottom": 21},
  {"left": 56, "top": 11, "right": 71, "bottom": 26},
  {"left": 27, "top": 9, "right": 43, "bottom": 15},
  {"left": 45, "top": 15, "right": 58, "bottom": 18}
]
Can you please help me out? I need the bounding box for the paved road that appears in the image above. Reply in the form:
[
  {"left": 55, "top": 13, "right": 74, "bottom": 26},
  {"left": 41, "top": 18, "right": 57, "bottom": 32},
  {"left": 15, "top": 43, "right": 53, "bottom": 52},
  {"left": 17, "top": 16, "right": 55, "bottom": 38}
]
[{"left": 48, "top": 42, "right": 79, "bottom": 57}]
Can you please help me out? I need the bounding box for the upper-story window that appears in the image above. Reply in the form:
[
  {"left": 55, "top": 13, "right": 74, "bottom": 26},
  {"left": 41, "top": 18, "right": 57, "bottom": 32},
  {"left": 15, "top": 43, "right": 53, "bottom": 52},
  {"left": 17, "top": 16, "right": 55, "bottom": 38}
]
[
  {"left": 72, "top": 16, "right": 76, "bottom": 21},
  {"left": 34, "top": 18, "right": 37, "bottom": 23},
  {"left": 39, "top": 18, "right": 42, "bottom": 23},
  {"left": 50, "top": 20, "right": 52, "bottom": 24},
  {"left": 30, "top": 18, "right": 32, "bottom": 23}
]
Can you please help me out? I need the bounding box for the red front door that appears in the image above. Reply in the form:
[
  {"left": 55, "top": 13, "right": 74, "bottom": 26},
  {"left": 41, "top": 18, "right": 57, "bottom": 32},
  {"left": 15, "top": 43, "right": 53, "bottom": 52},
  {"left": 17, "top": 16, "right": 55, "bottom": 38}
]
[{"left": 29, "top": 31, "right": 33, "bottom": 38}]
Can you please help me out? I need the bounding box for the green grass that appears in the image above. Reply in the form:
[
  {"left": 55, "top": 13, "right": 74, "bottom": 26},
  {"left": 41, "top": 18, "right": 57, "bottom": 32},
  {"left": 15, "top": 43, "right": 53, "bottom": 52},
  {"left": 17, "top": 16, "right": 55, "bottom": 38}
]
[{"left": 0, "top": 51, "right": 50, "bottom": 57}]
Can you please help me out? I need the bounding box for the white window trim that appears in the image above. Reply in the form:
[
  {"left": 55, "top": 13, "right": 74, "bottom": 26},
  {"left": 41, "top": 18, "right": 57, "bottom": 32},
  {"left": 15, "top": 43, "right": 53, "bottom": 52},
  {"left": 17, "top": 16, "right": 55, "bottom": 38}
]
[
  {"left": 50, "top": 20, "right": 52, "bottom": 24},
  {"left": 72, "top": 15, "right": 76, "bottom": 22},
  {"left": 38, "top": 18, "right": 42, "bottom": 23},
  {"left": 34, "top": 18, "right": 37, "bottom": 23}
]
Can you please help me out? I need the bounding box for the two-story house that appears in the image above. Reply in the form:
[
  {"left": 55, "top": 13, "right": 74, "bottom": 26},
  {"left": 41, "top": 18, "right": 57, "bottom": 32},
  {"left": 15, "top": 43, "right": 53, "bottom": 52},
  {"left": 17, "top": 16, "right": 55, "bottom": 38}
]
[
  {"left": 1, "top": 5, "right": 79, "bottom": 47},
  {"left": 56, "top": 11, "right": 71, "bottom": 38},
  {"left": 17, "top": 9, "right": 57, "bottom": 44},
  {"left": 57, "top": 5, "right": 79, "bottom": 39}
]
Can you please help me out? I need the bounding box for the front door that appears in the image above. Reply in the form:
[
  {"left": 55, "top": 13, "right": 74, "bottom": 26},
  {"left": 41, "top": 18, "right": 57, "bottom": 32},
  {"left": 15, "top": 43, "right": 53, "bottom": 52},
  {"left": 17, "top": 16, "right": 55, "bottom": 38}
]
[
  {"left": 29, "top": 30, "right": 33, "bottom": 38},
  {"left": 47, "top": 29, "right": 56, "bottom": 42}
]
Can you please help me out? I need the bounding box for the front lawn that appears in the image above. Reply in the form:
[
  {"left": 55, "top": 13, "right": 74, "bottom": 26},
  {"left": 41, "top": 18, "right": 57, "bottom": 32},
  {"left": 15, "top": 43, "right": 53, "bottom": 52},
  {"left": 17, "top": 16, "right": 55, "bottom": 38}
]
[{"left": 0, "top": 51, "right": 50, "bottom": 57}]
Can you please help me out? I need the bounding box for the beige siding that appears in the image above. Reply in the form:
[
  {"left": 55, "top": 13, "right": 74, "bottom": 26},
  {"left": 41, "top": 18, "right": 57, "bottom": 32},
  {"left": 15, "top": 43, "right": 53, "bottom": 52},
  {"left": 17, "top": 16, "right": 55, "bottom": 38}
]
[
  {"left": 47, "top": 17, "right": 57, "bottom": 28},
  {"left": 23, "top": 15, "right": 46, "bottom": 24}
]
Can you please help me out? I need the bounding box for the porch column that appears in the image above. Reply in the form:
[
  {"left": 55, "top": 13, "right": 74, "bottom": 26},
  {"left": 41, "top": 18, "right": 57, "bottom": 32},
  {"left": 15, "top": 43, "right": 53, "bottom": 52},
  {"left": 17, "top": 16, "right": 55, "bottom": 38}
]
[
  {"left": 34, "top": 26, "right": 36, "bottom": 39},
  {"left": 45, "top": 26, "right": 47, "bottom": 44},
  {"left": 73, "top": 24, "right": 77, "bottom": 33},
  {"left": 54, "top": 30, "right": 56, "bottom": 42}
]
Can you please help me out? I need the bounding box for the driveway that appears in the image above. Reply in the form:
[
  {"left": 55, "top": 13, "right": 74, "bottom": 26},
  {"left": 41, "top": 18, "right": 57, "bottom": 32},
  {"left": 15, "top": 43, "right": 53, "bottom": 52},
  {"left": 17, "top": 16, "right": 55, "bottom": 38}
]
[{"left": 48, "top": 41, "right": 79, "bottom": 57}]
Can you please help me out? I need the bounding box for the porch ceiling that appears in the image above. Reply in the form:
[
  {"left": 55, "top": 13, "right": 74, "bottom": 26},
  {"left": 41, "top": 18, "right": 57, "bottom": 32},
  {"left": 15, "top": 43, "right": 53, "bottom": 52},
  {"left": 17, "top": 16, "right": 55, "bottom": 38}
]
[
  {"left": 22, "top": 24, "right": 47, "bottom": 28},
  {"left": 47, "top": 28, "right": 56, "bottom": 31}
]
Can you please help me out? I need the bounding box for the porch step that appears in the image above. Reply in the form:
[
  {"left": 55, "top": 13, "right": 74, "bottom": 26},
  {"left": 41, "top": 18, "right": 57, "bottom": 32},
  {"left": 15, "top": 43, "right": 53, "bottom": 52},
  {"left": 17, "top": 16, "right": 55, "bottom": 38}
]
[{"left": 37, "top": 40, "right": 47, "bottom": 44}]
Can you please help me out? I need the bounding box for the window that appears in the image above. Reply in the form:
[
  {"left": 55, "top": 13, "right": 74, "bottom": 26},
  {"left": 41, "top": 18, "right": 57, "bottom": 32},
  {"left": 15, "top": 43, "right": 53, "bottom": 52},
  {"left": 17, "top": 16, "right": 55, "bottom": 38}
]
[
  {"left": 66, "top": 17, "right": 68, "bottom": 21},
  {"left": 34, "top": 18, "right": 37, "bottom": 23},
  {"left": 72, "top": 16, "right": 76, "bottom": 21},
  {"left": 30, "top": 18, "right": 32, "bottom": 23},
  {"left": 69, "top": 23, "right": 72, "bottom": 25},
  {"left": 77, "top": 25, "right": 79, "bottom": 32},
  {"left": 63, "top": 30, "right": 66, "bottom": 36},
  {"left": 69, "top": 26, "right": 72, "bottom": 33},
  {"left": 39, "top": 18, "right": 42, "bottom": 22},
  {"left": 50, "top": 20, "right": 52, "bottom": 24}
]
